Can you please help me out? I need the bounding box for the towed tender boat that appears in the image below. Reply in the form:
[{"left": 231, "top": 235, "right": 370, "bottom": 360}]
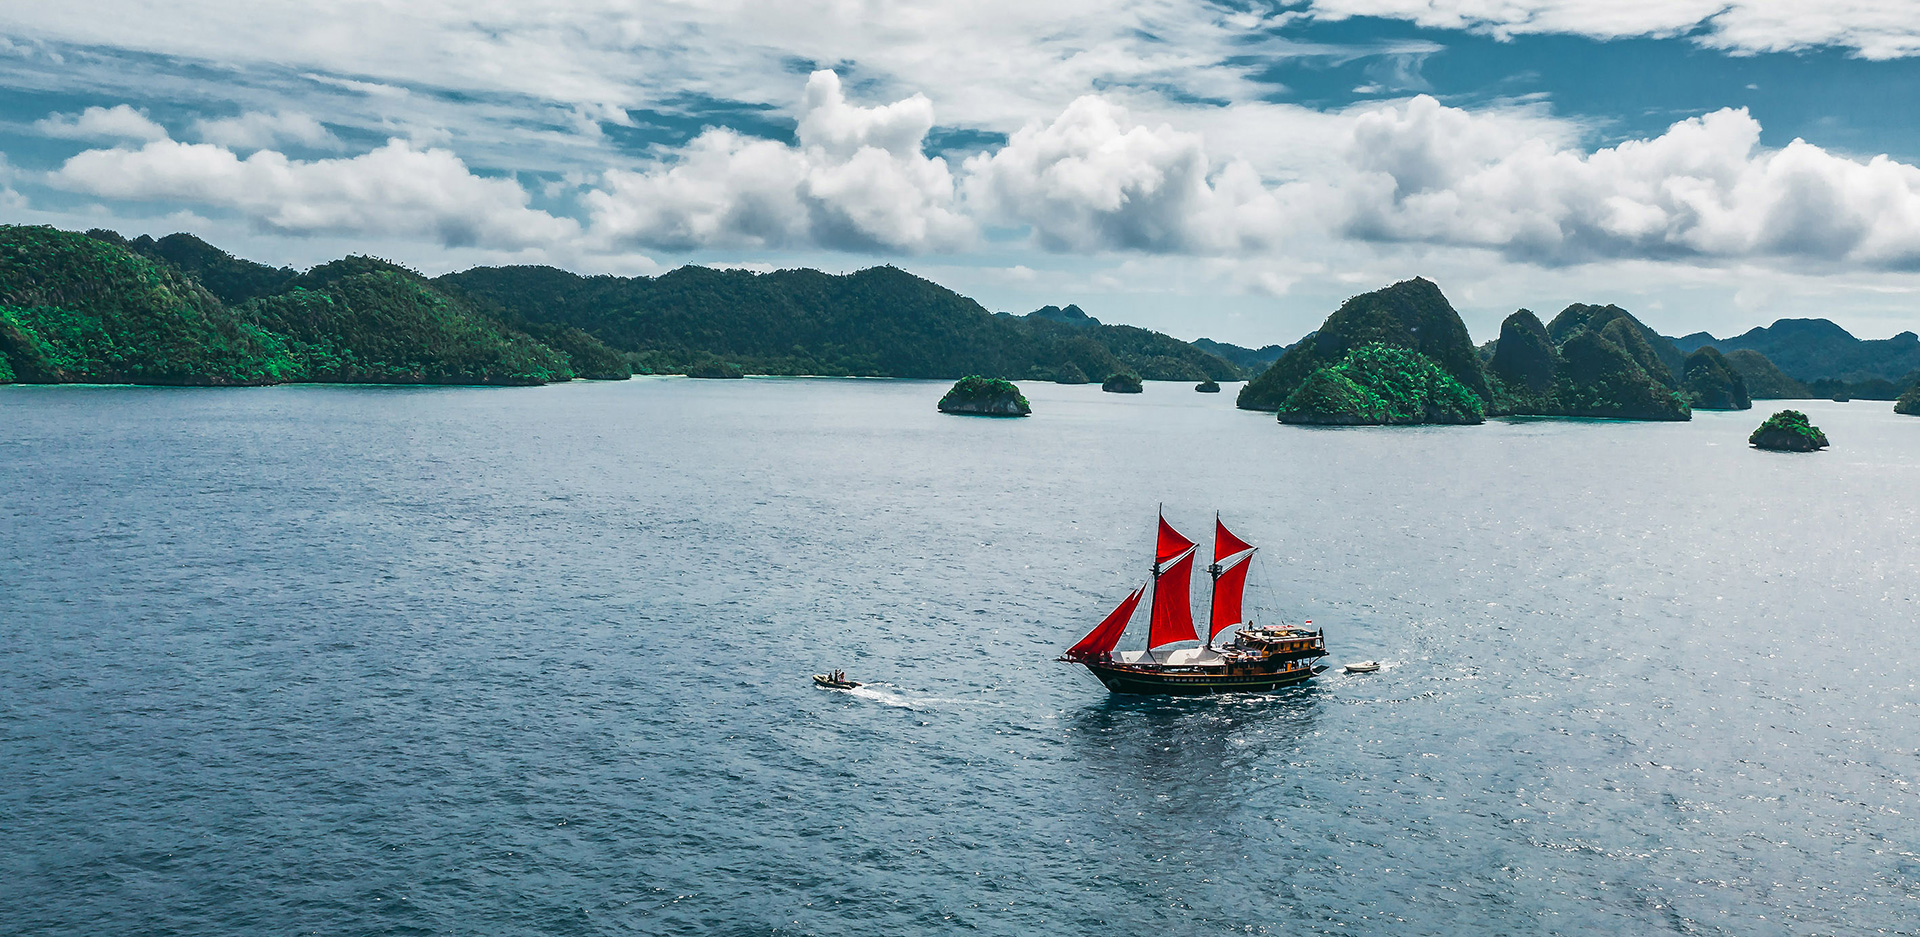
[
  {"left": 1060, "top": 512, "right": 1326, "bottom": 695},
  {"left": 1344, "top": 660, "right": 1381, "bottom": 674},
  {"left": 813, "top": 672, "right": 861, "bottom": 690}
]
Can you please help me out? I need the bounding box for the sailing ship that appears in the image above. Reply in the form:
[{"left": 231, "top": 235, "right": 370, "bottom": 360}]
[{"left": 1060, "top": 512, "right": 1327, "bottom": 695}]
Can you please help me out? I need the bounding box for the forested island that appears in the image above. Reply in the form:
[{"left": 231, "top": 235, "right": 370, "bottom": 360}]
[
  {"left": 1237, "top": 278, "right": 1732, "bottom": 424},
  {"left": 0, "top": 224, "right": 1242, "bottom": 388}
]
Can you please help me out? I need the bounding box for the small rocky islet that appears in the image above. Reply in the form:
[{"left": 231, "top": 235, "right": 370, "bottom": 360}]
[
  {"left": 937, "top": 375, "right": 1030, "bottom": 416},
  {"left": 1102, "top": 372, "right": 1143, "bottom": 394},
  {"left": 1749, "top": 410, "right": 1829, "bottom": 451}
]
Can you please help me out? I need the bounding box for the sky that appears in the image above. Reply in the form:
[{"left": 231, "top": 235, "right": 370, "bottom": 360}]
[{"left": 5, "top": 1, "right": 1920, "bottom": 347}]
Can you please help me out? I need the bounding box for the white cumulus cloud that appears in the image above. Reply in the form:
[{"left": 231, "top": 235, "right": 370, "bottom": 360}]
[
  {"left": 191, "top": 111, "right": 339, "bottom": 150},
  {"left": 585, "top": 70, "right": 973, "bottom": 252},
  {"left": 1327, "top": 95, "right": 1920, "bottom": 268},
  {"left": 961, "top": 94, "right": 1288, "bottom": 253},
  {"left": 51, "top": 138, "right": 578, "bottom": 249},
  {"left": 33, "top": 104, "right": 169, "bottom": 142}
]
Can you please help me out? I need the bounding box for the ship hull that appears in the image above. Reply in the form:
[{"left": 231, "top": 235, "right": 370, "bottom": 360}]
[{"left": 1083, "top": 660, "right": 1324, "bottom": 695}]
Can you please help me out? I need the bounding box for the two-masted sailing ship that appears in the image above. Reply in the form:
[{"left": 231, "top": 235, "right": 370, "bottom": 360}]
[{"left": 1060, "top": 513, "right": 1327, "bottom": 695}]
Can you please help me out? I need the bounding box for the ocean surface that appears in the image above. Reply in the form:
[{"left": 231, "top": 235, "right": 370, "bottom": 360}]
[{"left": 3, "top": 379, "right": 1917, "bottom": 936}]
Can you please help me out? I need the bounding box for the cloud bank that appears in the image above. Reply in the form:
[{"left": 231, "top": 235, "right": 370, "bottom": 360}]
[
  {"left": 1305, "top": 0, "right": 1920, "bottom": 59},
  {"left": 39, "top": 73, "right": 1920, "bottom": 272},
  {"left": 55, "top": 138, "right": 578, "bottom": 249}
]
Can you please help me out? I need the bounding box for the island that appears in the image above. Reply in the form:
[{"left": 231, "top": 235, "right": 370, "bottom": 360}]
[
  {"left": 1749, "top": 410, "right": 1829, "bottom": 451},
  {"left": 1103, "top": 372, "right": 1143, "bottom": 394},
  {"left": 938, "top": 375, "right": 1030, "bottom": 416},
  {"left": 1484, "top": 304, "right": 1692, "bottom": 421},
  {"left": 1195, "top": 379, "right": 1220, "bottom": 393},
  {"left": 1237, "top": 277, "right": 1692, "bottom": 424},
  {"left": 1897, "top": 384, "right": 1920, "bottom": 415}
]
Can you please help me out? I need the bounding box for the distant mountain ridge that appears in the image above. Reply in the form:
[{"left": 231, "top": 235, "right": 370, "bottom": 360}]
[
  {"left": 1673, "top": 318, "right": 1920, "bottom": 384},
  {"left": 1191, "top": 337, "right": 1289, "bottom": 373}
]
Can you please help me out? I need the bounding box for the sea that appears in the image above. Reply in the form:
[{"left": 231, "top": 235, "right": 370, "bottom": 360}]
[{"left": 2, "top": 379, "right": 1916, "bottom": 936}]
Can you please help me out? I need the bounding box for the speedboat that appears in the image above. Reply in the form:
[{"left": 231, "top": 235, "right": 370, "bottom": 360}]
[
  {"left": 1343, "top": 660, "right": 1380, "bottom": 674},
  {"left": 813, "top": 673, "right": 861, "bottom": 690}
]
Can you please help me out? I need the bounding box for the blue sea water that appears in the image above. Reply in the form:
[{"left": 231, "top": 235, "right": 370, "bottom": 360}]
[{"left": 2, "top": 379, "right": 1917, "bottom": 936}]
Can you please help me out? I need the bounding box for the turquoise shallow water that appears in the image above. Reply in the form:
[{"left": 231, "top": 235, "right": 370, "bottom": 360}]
[{"left": 2, "top": 380, "right": 1917, "bottom": 936}]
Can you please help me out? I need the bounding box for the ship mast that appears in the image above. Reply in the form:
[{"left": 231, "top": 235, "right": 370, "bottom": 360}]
[
  {"left": 1145, "top": 509, "right": 1200, "bottom": 661},
  {"left": 1205, "top": 511, "right": 1221, "bottom": 650},
  {"left": 1145, "top": 506, "right": 1162, "bottom": 663},
  {"left": 1207, "top": 516, "right": 1256, "bottom": 649}
]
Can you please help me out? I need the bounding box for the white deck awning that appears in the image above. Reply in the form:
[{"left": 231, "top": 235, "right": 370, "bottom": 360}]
[{"left": 1113, "top": 647, "right": 1226, "bottom": 667}]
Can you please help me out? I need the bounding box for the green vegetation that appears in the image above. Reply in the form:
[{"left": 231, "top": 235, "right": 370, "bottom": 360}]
[
  {"left": 1192, "top": 337, "right": 1287, "bottom": 372},
  {"left": 1895, "top": 383, "right": 1920, "bottom": 415},
  {"left": 439, "top": 264, "right": 1239, "bottom": 383},
  {"left": 1676, "top": 319, "right": 1920, "bottom": 384},
  {"left": 938, "top": 375, "right": 1030, "bottom": 416},
  {"left": 1487, "top": 310, "right": 1556, "bottom": 393},
  {"left": 243, "top": 259, "right": 574, "bottom": 385},
  {"left": 1277, "top": 343, "right": 1484, "bottom": 425},
  {"left": 1749, "top": 410, "right": 1829, "bottom": 451},
  {"left": 0, "top": 224, "right": 623, "bottom": 387},
  {"left": 1238, "top": 277, "right": 1489, "bottom": 412},
  {"left": 1485, "top": 306, "right": 1692, "bottom": 421},
  {"left": 1246, "top": 282, "right": 1689, "bottom": 425},
  {"left": 1196, "top": 379, "right": 1220, "bottom": 393},
  {"left": 1052, "top": 362, "right": 1089, "bottom": 384},
  {"left": 1681, "top": 346, "right": 1752, "bottom": 410},
  {"left": 1806, "top": 373, "right": 1920, "bottom": 401},
  {"left": 1102, "top": 372, "right": 1143, "bottom": 393},
  {"left": 1722, "top": 349, "right": 1811, "bottom": 399},
  {"left": 684, "top": 354, "right": 744, "bottom": 378},
  {"left": 1, "top": 225, "right": 296, "bottom": 385},
  {"left": 1549, "top": 304, "right": 1686, "bottom": 378},
  {"left": 94, "top": 230, "right": 299, "bottom": 306},
  {"left": 513, "top": 323, "right": 632, "bottom": 380}
]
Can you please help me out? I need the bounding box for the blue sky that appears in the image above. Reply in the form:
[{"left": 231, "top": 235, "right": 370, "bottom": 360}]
[{"left": 4, "top": 2, "right": 1920, "bottom": 347}]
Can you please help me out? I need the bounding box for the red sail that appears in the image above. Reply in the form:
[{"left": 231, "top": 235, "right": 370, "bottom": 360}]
[
  {"left": 1156, "top": 515, "right": 1195, "bottom": 564},
  {"left": 1065, "top": 585, "right": 1145, "bottom": 660},
  {"left": 1208, "top": 553, "right": 1253, "bottom": 641},
  {"left": 1214, "top": 518, "right": 1254, "bottom": 562},
  {"left": 1147, "top": 549, "right": 1199, "bottom": 648}
]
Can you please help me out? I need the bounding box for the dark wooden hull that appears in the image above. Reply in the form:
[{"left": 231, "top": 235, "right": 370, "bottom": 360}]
[{"left": 1082, "top": 661, "right": 1325, "bottom": 695}]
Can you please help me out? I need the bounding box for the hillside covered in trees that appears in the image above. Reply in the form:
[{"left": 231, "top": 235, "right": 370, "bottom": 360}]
[
  {"left": 436, "top": 265, "right": 1240, "bottom": 383},
  {"left": 0, "top": 226, "right": 625, "bottom": 386},
  {"left": 1235, "top": 279, "right": 1760, "bottom": 424},
  {"left": 1674, "top": 319, "right": 1920, "bottom": 399}
]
